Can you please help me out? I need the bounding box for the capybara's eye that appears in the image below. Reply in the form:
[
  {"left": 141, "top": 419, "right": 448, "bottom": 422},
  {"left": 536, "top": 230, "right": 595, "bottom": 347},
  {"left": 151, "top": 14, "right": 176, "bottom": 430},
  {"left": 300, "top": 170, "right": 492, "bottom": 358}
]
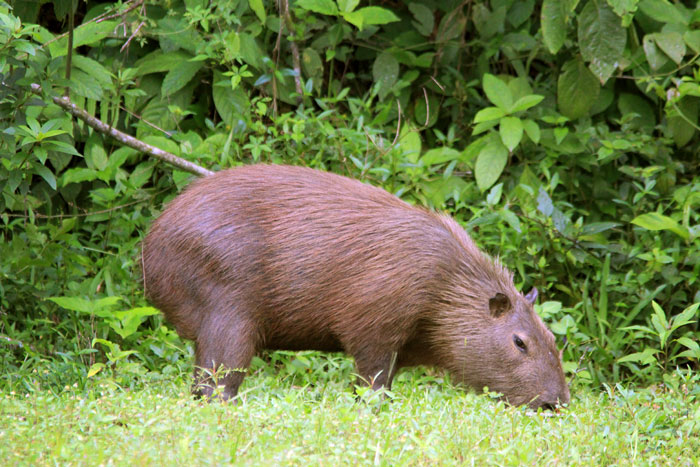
[{"left": 513, "top": 335, "right": 527, "bottom": 353}]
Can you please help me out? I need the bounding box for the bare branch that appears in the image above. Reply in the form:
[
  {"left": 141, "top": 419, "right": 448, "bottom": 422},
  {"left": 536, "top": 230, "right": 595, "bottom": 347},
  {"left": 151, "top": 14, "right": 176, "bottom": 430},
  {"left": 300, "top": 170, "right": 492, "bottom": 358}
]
[{"left": 31, "top": 84, "right": 214, "bottom": 177}]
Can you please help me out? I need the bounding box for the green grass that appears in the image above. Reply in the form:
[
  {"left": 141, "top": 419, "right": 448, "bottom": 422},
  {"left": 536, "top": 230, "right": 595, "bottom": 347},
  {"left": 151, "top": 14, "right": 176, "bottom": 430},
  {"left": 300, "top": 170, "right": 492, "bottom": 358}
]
[{"left": 1, "top": 356, "right": 698, "bottom": 466}]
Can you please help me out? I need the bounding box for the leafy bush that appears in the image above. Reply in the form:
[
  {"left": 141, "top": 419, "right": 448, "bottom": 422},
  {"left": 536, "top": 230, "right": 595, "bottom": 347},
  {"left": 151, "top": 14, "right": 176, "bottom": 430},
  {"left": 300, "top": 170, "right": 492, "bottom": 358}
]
[{"left": 1, "top": 0, "right": 698, "bottom": 394}]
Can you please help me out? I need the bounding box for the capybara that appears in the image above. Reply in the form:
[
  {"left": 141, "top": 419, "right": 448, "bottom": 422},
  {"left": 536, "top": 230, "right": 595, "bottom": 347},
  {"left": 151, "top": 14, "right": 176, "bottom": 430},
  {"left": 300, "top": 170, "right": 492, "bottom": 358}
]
[{"left": 142, "top": 164, "right": 570, "bottom": 408}]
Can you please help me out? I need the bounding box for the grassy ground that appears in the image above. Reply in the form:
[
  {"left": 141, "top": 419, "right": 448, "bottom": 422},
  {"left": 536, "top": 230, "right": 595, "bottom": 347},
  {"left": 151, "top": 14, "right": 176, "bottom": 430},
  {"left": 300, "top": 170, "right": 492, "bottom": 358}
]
[{"left": 1, "top": 356, "right": 698, "bottom": 466}]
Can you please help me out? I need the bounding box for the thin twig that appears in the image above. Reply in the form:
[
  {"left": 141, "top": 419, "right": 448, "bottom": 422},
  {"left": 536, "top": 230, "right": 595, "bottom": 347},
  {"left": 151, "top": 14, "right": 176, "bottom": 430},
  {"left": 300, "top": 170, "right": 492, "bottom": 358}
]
[
  {"left": 279, "top": 0, "right": 303, "bottom": 103},
  {"left": 4, "top": 188, "right": 170, "bottom": 219}
]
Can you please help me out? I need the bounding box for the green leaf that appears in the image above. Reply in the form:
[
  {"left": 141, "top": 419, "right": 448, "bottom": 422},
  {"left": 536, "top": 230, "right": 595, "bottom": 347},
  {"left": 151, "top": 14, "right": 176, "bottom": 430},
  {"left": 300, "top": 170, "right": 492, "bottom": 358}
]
[
  {"left": 508, "top": 0, "right": 534, "bottom": 28},
  {"left": 338, "top": 0, "right": 360, "bottom": 12},
  {"left": 578, "top": 1, "right": 626, "bottom": 84},
  {"left": 372, "top": 51, "right": 399, "bottom": 99},
  {"left": 684, "top": 30, "right": 700, "bottom": 54},
  {"left": 85, "top": 134, "right": 108, "bottom": 171},
  {"left": 62, "top": 168, "right": 98, "bottom": 186},
  {"left": 48, "top": 21, "right": 117, "bottom": 58},
  {"left": 631, "top": 212, "right": 689, "bottom": 240},
  {"left": 69, "top": 70, "right": 103, "bottom": 100},
  {"left": 43, "top": 140, "right": 81, "bottom": 156},
  {"left": 499, "top": 117, "right": 523, "bottom": 152},
  {"left": 541, "top": 0, "right": 567, "bottom": 54},
  {"left": 581, "top": 222, "right": 621, "bottom": 235},
  {"left": 248, "top": 0, "right": 266, "bottom": 22},
  {"left": 482, "top": 74, "right": 513, "bottom": 110},
  {"left": 398, "top": 126, "right": 421, "bottom": 163},
  {"left": 670, "top": 303, "right": 699, "bottom": 332},
  {"left": 420, "top": 147, "right": 460, "bottom": 166},
  {"left": 72, "top": 55, "right": 113, "bottom": 88},
  {"left": 111, "top": 307, "right": 161, "bottom": 340},
  {"left": 409, "top": 3, "right": 434, "bottom": 37},
  {"left": 677, "top": 336, "right": 700, "bottom": 350},
  {"left": 135, "top": 50, "right": 193, "bottom": 76},
  {"left": 668, "top": 97, "right": 698, "bottom": 147},
  {"left": 557, "top": 58, "right": 600, "bottom": 119},
  {"left": 47, "top": 296, "right": 93, "bottom": 313},
  {"left": 213, "top": 71, "right": 250, "bottom": 126},
  {"left": 508, "top": 95, "right": 544, "bottom": 113},
  {"left": 522, "top": 119, "right": 541, "bottom": 143},
  {"left": 33, "top": 163, "right": 57, "bottom": 190},
  {"left": 296, "top": 0, "right": 338, "bottom": 15},
  {"left": 162, "top": 59, "right": 204, "bottom": 97},
  {"left": 473, "top": 107, "right": 506, "bottom": 123},
  {"left": 302, "top": 47, "right": 323, "bottom": 82},
  {"left": 618, "top": 348, "right": 659, "bottom": 365},
  {"left": 618, "top": 93, "right": 656, "bottom": 131},
  {"left": 643, "top": 35, "right": 669, "bottom": 70},
  {"left": 129, "top": 161, "right": 155, "bottom": 189},
  {"left": 638, "top": 0, "right": 688, "bottom": 25},
  {"left": 653, "top": 32, "right": 686, "bottom": 65},
  {"left": 239, "top": 33, "right": 264, "bottom": 70},
  {"left": 343, "top": 7, "right": 400, "bottom": 30},
  {"left": 475, "top": 138, "right": 508, "bottom": 192},
  {"left": 650, "top": 301, "right": 669, "bottom": 346}
]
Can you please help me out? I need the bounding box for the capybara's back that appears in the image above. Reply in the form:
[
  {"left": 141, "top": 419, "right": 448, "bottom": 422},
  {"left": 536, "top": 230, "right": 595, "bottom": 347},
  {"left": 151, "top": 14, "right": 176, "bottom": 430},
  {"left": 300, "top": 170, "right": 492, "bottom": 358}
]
[{"left": 143, "top": 164, "right": 569, "bottom": 408}]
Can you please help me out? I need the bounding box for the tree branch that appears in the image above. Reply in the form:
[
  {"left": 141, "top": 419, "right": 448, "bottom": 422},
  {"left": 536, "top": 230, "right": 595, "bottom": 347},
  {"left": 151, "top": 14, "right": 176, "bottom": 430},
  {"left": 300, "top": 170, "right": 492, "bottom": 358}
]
[{"left": 31, "top": 84, "right": 214, "bottom": 177}]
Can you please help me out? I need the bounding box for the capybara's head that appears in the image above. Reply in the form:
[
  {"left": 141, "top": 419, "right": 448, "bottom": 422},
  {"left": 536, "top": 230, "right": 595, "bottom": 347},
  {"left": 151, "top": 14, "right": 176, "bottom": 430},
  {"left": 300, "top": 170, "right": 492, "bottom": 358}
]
[{"left": 440, "top": 285, "right": 570, "bottom": 409}]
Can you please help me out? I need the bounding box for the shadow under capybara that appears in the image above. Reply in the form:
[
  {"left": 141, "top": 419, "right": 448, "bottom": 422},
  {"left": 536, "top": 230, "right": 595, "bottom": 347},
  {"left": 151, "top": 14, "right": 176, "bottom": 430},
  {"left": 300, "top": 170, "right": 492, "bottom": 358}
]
[{"left": 142, "top": 164, "right": 570, "bottom": 408}]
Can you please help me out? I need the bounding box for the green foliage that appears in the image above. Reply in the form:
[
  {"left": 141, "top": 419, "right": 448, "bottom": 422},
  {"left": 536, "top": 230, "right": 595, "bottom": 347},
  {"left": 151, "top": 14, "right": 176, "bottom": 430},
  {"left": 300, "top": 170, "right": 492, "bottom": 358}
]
[
  {"left": 0, "top": 369, "right": 699, "bottom": 464},
  {"left": 1, "top": 0, "right": 699, "bottom": 398}
]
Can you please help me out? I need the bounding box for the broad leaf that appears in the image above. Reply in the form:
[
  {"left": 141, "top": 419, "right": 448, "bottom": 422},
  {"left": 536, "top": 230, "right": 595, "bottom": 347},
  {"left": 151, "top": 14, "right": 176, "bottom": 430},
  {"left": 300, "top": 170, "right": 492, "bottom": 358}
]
[
  {"left": 638, "top": 0, "right": 688, "bottom": 25},
  {"left": 508, "top": 95, "right": 544, "bottom": 113},
  {"left": 343, "top": 7, "right": 400, "bottom": 30},
  {"left": 557, "top": 58, "right": 600, "bottom": 119},
  {"left": 135, "top": 50, "right": 193, "bottom": 76},
  {"left": 653, "top": 32, "right": 686, "bottom": 65},
  {"left": 409, "top": 2, "right": 434, "bottom": 37},
  {"left": 372, "top": 51, "right": 399, "bottom": 99},
  {"left": 618, "top": 93, "right": 656, "bottom": 131},
  {"left": 48, "top": 21, "right": 117, "bottom": 58},
  {"left": 578, "top": 1, "right": 626, "bottom": 84},
  {"left": 631, "top": 213, "right": 689, "bottom": 240},
  {"left": 668, "top": 97, "right": 698, "bottom": 147},
  {"left": 643, "top": 35, "right": 669, "bottom": 70},
  {"left": 482, "top": 74, "right": 513, "bottom": 110},
  {"left": 162, "top": 59, "right": 204, "bottom": 97},
  {"left": 473, "top": 107, "right": 506, "bottom": 123},
  {"left": 398, "top": 126, "right": 422, "bottom": 163},
  {"left": 522, "top": 119, "right": 541, "bottom": 143},
  {"left": 249, "top": 0, "right": 266, "bottom": 22},
  {"left": 618, "top": 348, "right": 659, "bottom": 365},
  {"left": 499, "top": 117, "right": 523, "bottom": 152},
  {"left": 420, "top": 147, "right": 460, "bottom": 166},
  {"left": 541, "top": 0, "right": 566, "bottom": 54},
  {"left": 296, "top": 0, "right": 338, "bottom": 16},
  {"left": 475, "top": 138, "right": 508, "bottom": 191}
]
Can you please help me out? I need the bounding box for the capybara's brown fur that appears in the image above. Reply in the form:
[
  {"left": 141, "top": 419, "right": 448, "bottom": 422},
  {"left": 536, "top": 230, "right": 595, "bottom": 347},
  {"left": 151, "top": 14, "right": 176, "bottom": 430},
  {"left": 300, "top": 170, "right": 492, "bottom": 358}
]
[{"left": 143, "top": 164, "right": 570, "bottom": 408}]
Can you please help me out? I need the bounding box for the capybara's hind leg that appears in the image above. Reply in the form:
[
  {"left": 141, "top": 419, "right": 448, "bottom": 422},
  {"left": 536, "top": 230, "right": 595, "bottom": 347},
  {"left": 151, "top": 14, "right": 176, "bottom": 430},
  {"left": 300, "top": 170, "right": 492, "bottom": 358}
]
[
  {"left": 353, "top": 349, "right": 399, "bottom": 391},
  {"left": 193, "top": 314, "right": 257, "bottom": 401}
]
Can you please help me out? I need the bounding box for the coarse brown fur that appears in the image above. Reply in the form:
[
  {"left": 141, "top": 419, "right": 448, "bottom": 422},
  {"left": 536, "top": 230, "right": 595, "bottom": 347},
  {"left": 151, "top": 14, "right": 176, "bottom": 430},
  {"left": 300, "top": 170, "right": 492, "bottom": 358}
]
[{"left": 142, "top": 164, "right": 570, "bottom": 408}]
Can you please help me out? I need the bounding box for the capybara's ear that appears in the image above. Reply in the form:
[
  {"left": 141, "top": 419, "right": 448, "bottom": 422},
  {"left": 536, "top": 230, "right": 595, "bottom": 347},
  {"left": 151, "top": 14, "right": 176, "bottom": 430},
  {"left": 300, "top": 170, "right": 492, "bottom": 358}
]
[
  {"left": 489, "top": 293, "right": 511, "bottom": 317},
  {"left": 524, "top": 287, "right": 538, "bottom": 305}
]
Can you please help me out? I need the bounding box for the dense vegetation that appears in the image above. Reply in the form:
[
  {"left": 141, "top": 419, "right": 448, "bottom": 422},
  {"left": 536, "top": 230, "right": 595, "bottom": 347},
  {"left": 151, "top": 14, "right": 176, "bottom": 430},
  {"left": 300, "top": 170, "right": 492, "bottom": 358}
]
[{"left": 1, "top": 0, "right": 698, "bottom": 408}]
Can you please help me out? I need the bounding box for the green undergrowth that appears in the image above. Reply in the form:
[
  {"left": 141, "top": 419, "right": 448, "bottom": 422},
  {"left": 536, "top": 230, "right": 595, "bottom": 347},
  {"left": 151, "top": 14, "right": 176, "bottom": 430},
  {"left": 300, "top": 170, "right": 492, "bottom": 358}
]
[{"left": 1, "top": 356, "right": 698, "bottom": 466}]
